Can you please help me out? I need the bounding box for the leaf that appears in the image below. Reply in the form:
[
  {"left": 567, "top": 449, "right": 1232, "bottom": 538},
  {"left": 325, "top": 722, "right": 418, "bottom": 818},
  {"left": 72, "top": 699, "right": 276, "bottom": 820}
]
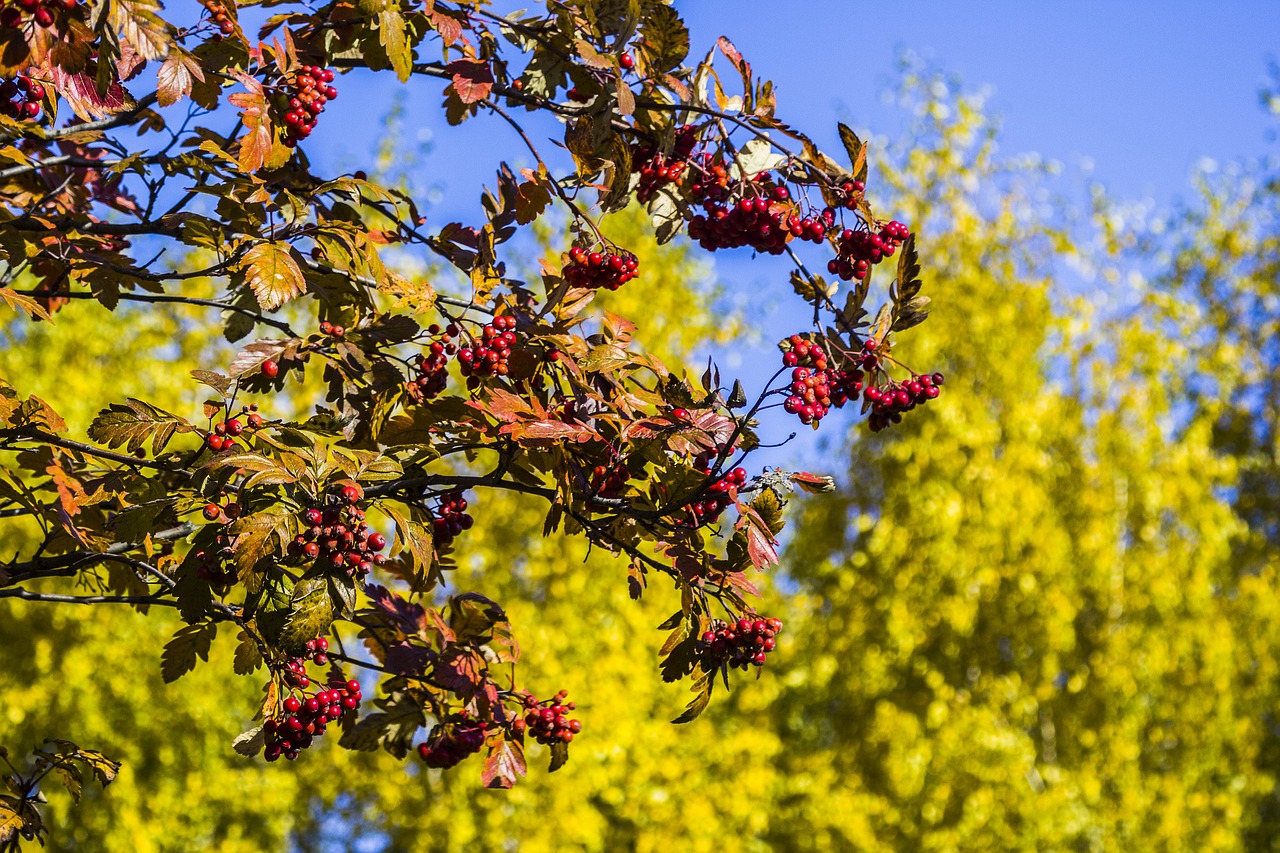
[
  {"left": 88, "top": 398, "right": 195, "bottom": 455},
  {"left": 239, "top": 242, "right": 307, "bottom": 311},
  {"left": 837, "top": 122, "right": 867, "bottom": 183},
  {"left": 548, "top": 741, "right": 570, "bottom": 773},
  {"left": 279, "top": 575, "right": 336, "bottom": 651},
  {"left": 156, "top": 52, "right": 204, "bottom": 107},
  {"left": 481, "top": 731, "right": 527, "bottom": 789},
  {"left": 790, "top": 471, "right": 836, "bottom": 494},
  {"left": 233, "top": 631, "right": 263, "bottom": 675},
  {"left": 106, "top": 0, "right": 173, "bottom": 61},
  {"left": 446, "top": 58, "right": 494, "bottom": 104},
  {"left": 232, "top": 725, "right": 265, "bottom": 757},
  {"left": 190, "top": 369, "right": 232, "bottom": 396},
  {"left": 0, "top": 286, "right": 53, "bottom": 321},
  {"left": 338, "top": 693, "right": 424, "bottom": 758},
  {"left": 636, "top": 5, "right": 689, "bottom": 76},
  {"left": 614, "top": 75, "right": 635, "bottom": 116},
  {"left": 894, "top": 233, "right": 923, "bottom": 304},
  {"left": 869, "top": 303, "right": 894, "bottom": 345},
  {"left": 161, "top": 623, "right": 217, "bottom": 683},
  {"left": 45, "top": 62, "right": 135, "bottom": 121},
  {"left": 227, "top": 75, "right": 273, "bottom": 173},
  {"left": 647, "top": 189, "right": 683, "bottom": 245},
  {"left": 732, "top": 138, "right": 785, "bottom": 179},
  {"left": 673, "top": 671, "right": 713, "bottom": 724},
  {"left": 379, "top": 7, "right": 413, "bottom": 82}
]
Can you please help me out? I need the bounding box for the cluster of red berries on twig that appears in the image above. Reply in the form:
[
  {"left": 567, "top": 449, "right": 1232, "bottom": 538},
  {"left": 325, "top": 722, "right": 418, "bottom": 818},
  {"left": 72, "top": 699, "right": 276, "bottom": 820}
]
[
  {"left": 0, "top": 75, "right": 44, "bottom": 121},
  {"left": 631, "top": 125, "right": 697, "bottom": 202},
  {"left": 201, "top": 0, "right": 235, "bottom": 37},
  {"left": 429, "top": 490, "right": 472, "bottom": 550},
  {"left": 416, "top": 713, "right": 490, "bottom": 769},
  {"left": 563, "top": 245, "right": 640, "bottom": 291},
  {"left": 828, "top": 220, "right": 910, "bottom": 282},
  {"left": 688, "top": 173, "right": 796, "bottom": 255},
  {"left": 864, "top": 373, "right": 943, "bottom": 432},
  {"left": 408, "top": 323, "right": 459, "bottom": 401},
  {"left": 279, "top": 66, "right": 337, "bottom": 148},
  {"left": 1, "top": 0, "right": 77, "bottom": 29},
  {"left": 264, "top": 645, "right": 362, "bottom": 761},
  {"left": 589, "top": 460, "right": 630, "bottom": 499},
  {"left": 701, "top": 616, "right": 783, "bottom": 669},
  {"left": 683, "top": 449, "right": 747, "bottom": 527},
  {"left": 516, "top": 690, "right": 582, "bottom": 745},
  {"left": 286, "top": 485, "right": 388, "bottom": 579},
  {"left": 192, "top": 533, "right": 236, "bottom": 591},
  {"left": 780, "top": 335, "right": 836, "bottom": 426},
  {"left": 458, "top": 315, "right": 521, "bottom": 385},
  {"left": 205, "top": 404, "right": 263, "bottom": 452}
]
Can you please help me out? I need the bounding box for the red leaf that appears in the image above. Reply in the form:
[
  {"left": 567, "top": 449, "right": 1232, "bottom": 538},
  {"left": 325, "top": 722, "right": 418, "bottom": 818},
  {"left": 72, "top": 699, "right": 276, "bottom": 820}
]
[
  {"left": 446, "top": 59, "right": 494, "bottom": 105},
  {"left": 481, "top": 731, "right": 527, "bottom": 789},
  {"left": 44, "top": 62, "right": 135, "bottom": 120}
]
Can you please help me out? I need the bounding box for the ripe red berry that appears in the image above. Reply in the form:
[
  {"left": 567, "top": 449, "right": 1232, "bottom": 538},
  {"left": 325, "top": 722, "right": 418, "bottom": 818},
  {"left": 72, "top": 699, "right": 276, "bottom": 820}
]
[
  {"left": 202, "top": 503, "right": 220, "bottom": 521},
  {"left": 262, "top": 360, "right": 279, "bottom": 378},
  {"left": 619, "top": 53, "right": 634, "bottom": 70}
]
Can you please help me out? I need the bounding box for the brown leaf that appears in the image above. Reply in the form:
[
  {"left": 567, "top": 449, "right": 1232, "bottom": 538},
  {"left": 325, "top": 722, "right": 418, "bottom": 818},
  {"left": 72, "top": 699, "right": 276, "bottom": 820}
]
[{"left": 156, "top": 53, "right": 204, "bottom": 107}]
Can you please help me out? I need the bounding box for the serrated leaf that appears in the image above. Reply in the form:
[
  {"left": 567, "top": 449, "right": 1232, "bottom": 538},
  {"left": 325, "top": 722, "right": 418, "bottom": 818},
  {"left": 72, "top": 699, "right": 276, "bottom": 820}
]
[
  {"left": 548, "top": 741, "right": 570, "bottom": 773},
  {"left": 232, "top": 725, "right": 265, "bottom": 757},
  {"left": 673, "top": 671, "right": 713, "bottom": 723},
  {"left": 88, "top": 398, "right": 195, "bottom": 455},
  {"left": 636, "top": 5, "right": 688, "bottom": 75},
  {"left": 481, "top": 731, "right": 527, "bottom": 789},
  {"left": 279, "top": 575, "right": 335, "bottom": 651},
  {"left": 647, "top": 189, "right": 683, "bottom": 245},
  {"left": 894, "top": 233, "right": 923, "bottom": 303},
  {"left": 446, "top": 58, "right": 493, "bottom": 104},
  {"left": 161, "top": 623, "right": 216, "bottom": 683},
  {"left": 233, "top": 630, "right": 263, "bottom": 675},
  {"left": 190, "top": 369, "right": 232, "bottom": 396},
  {"left": 239, "top": 242, "right": 307, "bottom": 311},
  {"left": 156, "top": 52, "right": 204, "bottom": 107},
  {"left": 837, "top": 122, "right": 867, "bottom": 183},
  {"left": 379, "top": 8, "right": 413, "bottom": 82},
  {"left": 0, "top": 286, "right": 53, "bottom": 321},
  {"left": 107, "top": 0, "right": 173, "bottom": 61}
]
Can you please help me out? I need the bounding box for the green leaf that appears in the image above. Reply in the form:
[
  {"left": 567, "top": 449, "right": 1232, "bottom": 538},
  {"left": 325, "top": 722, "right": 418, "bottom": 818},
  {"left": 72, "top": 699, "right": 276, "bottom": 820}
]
[
  {"left": 233, "top": 630, "right": 263, "bottom": 675},
  {"left": 278, "top": 575, "right": 335, "bottom": 651},
  {"left": 88, "top": 398, "right": 195, "bottom": 456},
  {"left": 636, "top": 5, "right": 688, "bottom": 75},
  {"left": 239, "top": 242, "right": 307, "bottom": 311},
  {"left": 161, "top": 623, "right": 217, "bottom": 683}
]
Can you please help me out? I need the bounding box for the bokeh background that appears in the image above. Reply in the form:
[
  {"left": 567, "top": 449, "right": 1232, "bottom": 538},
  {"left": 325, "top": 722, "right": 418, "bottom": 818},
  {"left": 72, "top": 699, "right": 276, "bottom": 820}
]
[{"left": 5, "top": 1, "right": 1280, "bottom": 850}]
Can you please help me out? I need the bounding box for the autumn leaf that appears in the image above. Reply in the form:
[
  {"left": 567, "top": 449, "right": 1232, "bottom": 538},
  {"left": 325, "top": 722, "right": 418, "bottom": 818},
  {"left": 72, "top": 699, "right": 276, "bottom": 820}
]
[
  {"left": 228, "top": 74, "right": 273, "bottom": 173},
  {"left": 238, "top": 242, "right": 307, "bottom": 310},
  {"left": 156, "top": 52, "right": 204, "bottom": 107},
  {"left": 446, "top": 58, "right": 494, "bottom": 105}
]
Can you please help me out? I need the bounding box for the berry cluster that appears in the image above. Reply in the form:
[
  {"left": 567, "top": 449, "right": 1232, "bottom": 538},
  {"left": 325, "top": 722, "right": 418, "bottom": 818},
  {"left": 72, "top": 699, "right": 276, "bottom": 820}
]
[
  {"left": 318, "top": 320, "right": 346, "bottom": 339},
  {"left": 416, "top": 713, "right": 489, "bottom": 769},
  {"left": 864, "top": 372, "right": 943, "bottom": 432},
  {"left": 631, "top": 124, "right": 697, "bottom": 202},
  {"left": 265, "top": 655, "right": 363, "bottom": 762},
  {"left": 0, "top": 76, "right": 44, "bottom": 121},
  {"left": 684, "top": 450, "right": 747, "bottom": 527},
  {"left": 589, "top": 460, "right": 629, "bottom": 499},
  {"left": 286, "top": 485, "right": 388, "bottom": 579},
  {"left": 191, "top": 533, "right": 236, "bottom": 592},
  {"left": 1, "top": 0, "right": 77, "bottom": 29},
  {"left": 279, "top": 65, "right": 337, "bottom": 148},
  {"left": 205, "top": 404, "right": 263, "bottom": 452},
  {"left": 429, "top": 491, "right": 472, "bottom": 549},
  {"left": 518, "top": 690, "right": 582, "bottom": 745},
  {"left": 780, "top": 335, "right": 835, "bottom": 426},
  {"left": 408, "top": 323, "right": 459, "bottom": 401},
  {"left": 457, "top": 315, "right": 521, "bottom": 385},
  {"left": 687, "top": 177, "right": 793, "bottom": 255},
  {"left": 828, "top": 220, "right": 910, "bottom": 282},
  {"left": 203, "top": 0, "right": 234, "bottom": 37},
  {"left": 701, "top": 616, "right": 783, "bottom": 669},
  {"left": 562, "top": 246, "right": 640, "bottom": 291}
]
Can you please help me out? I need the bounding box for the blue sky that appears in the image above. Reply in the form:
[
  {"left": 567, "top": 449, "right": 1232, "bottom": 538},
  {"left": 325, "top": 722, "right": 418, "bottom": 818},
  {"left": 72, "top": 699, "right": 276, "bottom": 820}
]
[{"left": 301, "top": 1, "right": 1280, "bottom": 469}]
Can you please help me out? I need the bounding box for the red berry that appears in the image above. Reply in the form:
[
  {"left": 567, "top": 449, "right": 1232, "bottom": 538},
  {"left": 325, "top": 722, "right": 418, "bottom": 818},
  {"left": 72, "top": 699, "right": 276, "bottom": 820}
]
[
  {"left": 262, "top": 360, "right": 279, "bottom": 378},
  {"left": 202, "top": 503, "right": 220, "bottom": 521},
  {"left": 619, "top": 53, "right": 634, "bottom": 70}
]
